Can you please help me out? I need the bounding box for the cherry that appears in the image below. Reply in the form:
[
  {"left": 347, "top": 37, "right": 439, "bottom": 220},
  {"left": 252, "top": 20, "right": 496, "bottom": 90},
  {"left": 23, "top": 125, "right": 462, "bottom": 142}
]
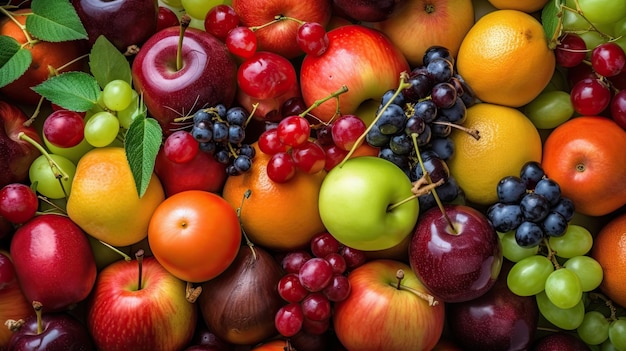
[
  {"left": 323, "top": 144, "right": 349, "bottom": 171},
  {"left": 0, "top": 183, "right": 38, "bottom": 224},
  {"left": 258, "top": 128, "right": 288, "bottom": 155},
  {"left": 570, "top": 78, "right": 612, "bottom": 115},
  {"left": 610, "top": 89, "right": 626, "bottom": 130},
  {"left": 331, "top": 114, "right": 367, "bottom": 151},
  {"left": 237, "top": 51, "right": 297, "bottom": 100},
  {"left": 204, "top": 4, "right": 239, "bottom": 40},
  {"left": 156, "top": 6, "right": 180, "bottom": 32},
  {"left": 163, "top": 130, "right": 200, "bottom": 163},
  {"left": 296, "top": 22, "right": 329, "bottom": 56},
  {"left": 225, "top": 26, "right": 257, "bottom": 59},
  {"left": 277, "top": 116, "right": 311, "bottom": 147},
  {"left": 267, "top": 151, "right": 296, "bottom": 183},
  {"left": 291, "top": 141, "right": 326, "bottom": 174},
  {"left": 591, "top": 42, "right": 626, "bottom": 77},
  {"left": 555, "top": 33, "right": 587, "bottom": 68},
  {"left": 42, "top": 110, "right": 85, "bottom": 148}
]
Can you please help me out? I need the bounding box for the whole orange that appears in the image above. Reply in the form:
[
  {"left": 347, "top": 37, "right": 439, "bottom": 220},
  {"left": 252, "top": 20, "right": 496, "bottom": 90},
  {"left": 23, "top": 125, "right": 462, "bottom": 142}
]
[
  {"left": 147, "top": 190, "right": 241, "bottom": 283},
  {"left": 541, "top": 116, "right": 626, "bottom": 216},
  {"left": 0, "top": 9, "right": 88, "bottom": 105},
  {"left": 222, "top": 143, "right": 326, "bottom": 251},
  {"left": 591, "top": 213, "right": 626, "bottom": 308}
]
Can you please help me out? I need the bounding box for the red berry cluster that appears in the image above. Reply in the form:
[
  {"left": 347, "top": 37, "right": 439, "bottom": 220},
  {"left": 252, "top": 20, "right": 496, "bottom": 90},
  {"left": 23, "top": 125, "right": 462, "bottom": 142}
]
[{"left": 274, "top": 232, "right": 366, "bottom": 338}]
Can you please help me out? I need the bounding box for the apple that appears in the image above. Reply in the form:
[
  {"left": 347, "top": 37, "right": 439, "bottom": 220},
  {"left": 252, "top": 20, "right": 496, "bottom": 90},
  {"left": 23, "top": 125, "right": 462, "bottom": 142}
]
[
  {"left": 232, "top": 0, "right": 332, "bottom": 59},
  {"left": 373, "top": 0, "right": 475, "bottom": 66},
  {"left": 332, "top": 0, "right": 406, "bottom": 22},
  {"left": 10, "top": 214, "right": 97, "bottom": 312},
  {"left": 318, "top": 156, "right": 419, "bottom": 251},
  {"left": 332, "top": 259, "right": 445, "bottom": 350},
  {"left": 0, "top": 250, "right": 35, "bottom": 349},
  {"left": 154, "top": 146, "right": 228, "bottom": 196},
  {"left": 409, "top": 204, "right": 503, "bottom": 303},
  {"left": 87, "top": 255, "right": 198, "bottom": 351},
  {"left": 0, "top": 101, "right": 44, "bottom": 188},
  {"left": 72, "top": 0, "right": 158, "bottom": 52},
  {"left": 131, "top": 25, "right": 237, "bottom": 134},
  {"left": 6, "top": 301, "right": 95, "bottom": 351},
  {"left": 300, "top": 24, "right": 410, "bottom": 124}
]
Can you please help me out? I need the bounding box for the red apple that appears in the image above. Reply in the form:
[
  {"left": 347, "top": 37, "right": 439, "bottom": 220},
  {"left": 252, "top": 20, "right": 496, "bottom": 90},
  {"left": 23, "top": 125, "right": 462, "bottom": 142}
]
[
  {"left": 10, "top": 214, "right": 97, "bottom": 312},
  {"left": 232, "top": 0, "right": 332, "bottom": 59},
  {"left": 373, "top": 0, "right": 475, "bottom": 66},
  {"left": 332, "top": 0, "right": 406, "bottom": 22},
  {"left": 332, "top": 259, "right": 445, "bottom": 350},
  {"left": 300, "top": 25, "right": 410, "bottom": 124},
  {"left": 87, "top": 255, "right": 198, "bottom": 351},
  {"left": 0, "top": 100, "right": 43, "bottom": 188},
  {"left": 131, "top": 25, "right": 237, "bottom": 134}
]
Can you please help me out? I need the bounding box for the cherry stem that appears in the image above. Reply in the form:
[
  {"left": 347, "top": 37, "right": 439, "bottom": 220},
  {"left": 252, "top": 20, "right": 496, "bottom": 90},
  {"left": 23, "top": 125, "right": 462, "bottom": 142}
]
[
  {"left": 98, "top": 240, "right": 132, "bottom": 261},
  {"left": 32, "top": 301, "right": 43, "bottom": 334},
  {"left": 298, "top": 85, "right": 348, "bottom": 119},
  {"left": 339, "top": 72, "right": 412, "bottom": 169},
  {"left": 249, "top": 15, "right": 305, "bottom": 33},
  {"left": 237, "top": 189, "right": 257, "bottom": 260},
  {"left": 394, "top": 269, "right": 438, "bottom": 306},
  {"left": 136, "top": 249, "right": 144, "bottom": 291},
  {"left": 176, "top": 14, "right": 191, "bottom": 71},
  {"left": 0, "top": 7, "right": 37, "bottom": 46}
]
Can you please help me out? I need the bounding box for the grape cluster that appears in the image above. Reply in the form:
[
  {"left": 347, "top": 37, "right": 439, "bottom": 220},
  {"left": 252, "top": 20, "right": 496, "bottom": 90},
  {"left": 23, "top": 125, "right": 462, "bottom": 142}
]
[
  {"left": 274, "top": 232, "right": 366, "bottom": 338},
  {"left": 365, "top": 46, "right": 477, "bottom": 212},
  {"left": 487, "top": 161, "right": 575, "bottom": 248},
  {"left": 189, "top": 104, "right": 256, "bottom": 176}
]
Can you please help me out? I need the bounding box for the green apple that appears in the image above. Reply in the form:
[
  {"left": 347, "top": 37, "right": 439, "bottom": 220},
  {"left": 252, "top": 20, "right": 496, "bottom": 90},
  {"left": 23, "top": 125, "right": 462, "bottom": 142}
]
[{"left": 318, "top": 156, "right": 419, "bottom": 251}]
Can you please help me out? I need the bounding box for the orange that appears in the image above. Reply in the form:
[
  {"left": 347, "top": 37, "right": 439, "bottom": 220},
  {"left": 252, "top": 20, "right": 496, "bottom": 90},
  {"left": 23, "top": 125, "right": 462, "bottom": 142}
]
[
  {"left": 221, "top": 143, "right": 326, "bottom": 251},
  {"left": 487, "top": 0, "right": 549, "bottom": 13},
  {"left": 541, "top": 116, "right": 626, "bottom": 216},
  {"left": 67, "top": 147, "right": 166, "bottom": 247},
  {"left": 591, "top": 213, "right": 626, "bottom": 308},
  {"left": 447, "top": 103, "right": 542, "bottom": 205},
  {"left": 0, "top": 9, "right": 87, "bottom": 105},
  {"left": 456, "top": 9, "right": 555, "bottom": 107},
  {"left": 148, "top": 190, "right": 241, "bottom": 282}
]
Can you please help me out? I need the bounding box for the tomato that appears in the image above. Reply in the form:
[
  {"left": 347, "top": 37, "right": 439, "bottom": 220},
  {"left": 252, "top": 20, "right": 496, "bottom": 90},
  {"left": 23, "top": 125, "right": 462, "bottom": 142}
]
[{"left": 147, "top": 190, "right": 241, "bottom": 282}]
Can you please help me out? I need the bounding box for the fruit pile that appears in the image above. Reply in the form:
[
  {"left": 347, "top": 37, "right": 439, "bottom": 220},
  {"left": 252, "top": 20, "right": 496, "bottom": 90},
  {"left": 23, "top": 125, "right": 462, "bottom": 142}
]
[{"left": 2, "top": 0, "right": 626, "bottom": 350}]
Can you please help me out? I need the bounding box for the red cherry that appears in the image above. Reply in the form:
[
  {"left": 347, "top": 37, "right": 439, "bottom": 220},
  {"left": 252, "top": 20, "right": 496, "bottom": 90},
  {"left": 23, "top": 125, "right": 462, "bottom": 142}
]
[
  {"left": 0, "top": 183, "right": 38, "bottom": 224},
  {"left": 204, "top": 4, "right": 239, "bottom": 40}
]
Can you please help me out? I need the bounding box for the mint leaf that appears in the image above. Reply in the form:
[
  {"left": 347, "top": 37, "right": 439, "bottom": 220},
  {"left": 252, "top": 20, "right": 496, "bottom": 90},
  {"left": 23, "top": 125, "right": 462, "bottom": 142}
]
[
  {"left": 32, "top": 71, "right": 100, "bottom": 111},
  {"left": 0, "top": 36, "right": 32, "bottom": 88},
  {"left": 27, "top": 0, "right": 88, "bottom": 42},
  {"left": 89, "top": 35, "right": 132, "bottom": 88},
  {"left": 542, "top": 0, "right": 563, "bottom": 49},
  {"left": 124, "top": 117, "right": 162, "bottom": 198}
]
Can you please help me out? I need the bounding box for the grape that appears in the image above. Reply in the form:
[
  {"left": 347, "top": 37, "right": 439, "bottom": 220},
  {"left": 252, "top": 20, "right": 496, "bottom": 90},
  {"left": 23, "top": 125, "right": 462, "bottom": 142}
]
[
  {"left": 275, "top": 303, "right": 304, "bottom": 337},
  {"left": 430, "top": 137, "right": 454, "bottom": 160},
  {"left": 322, "top": 274, "right": 351, "bottom": 302},
  {"left": 29, "top": 154, "right": 76, "bottom": 199},
  {"left": 331, "top": 114, "right": 367, "bottom": 151},
  {"left": 611, "top": 89, "right": 626, "bottom": 130},
  {"left": 300, "top": 292, "right": 331, "bottom": 321},
  {"left": 163, "top": 130, "right": 199, "bottom": 163},
  {"left": 277, "top": 116, "right": 310, "bottom": 147},
  {"left": 43, "top": 110, "right": 85, "bottom": 148},
  {"left": 212, "top": 122, "right": 229, "bottom": 143},
  {"left": 544, "top": 268, "right": 583, "bottom": 309},
  {"left": 507, "top": 255, "right": 554, "bottom": 296},
  {"left": 552, "top": 197, "right": 575, "bottom": 221},
  {"left": 431, "top": 117, "right": 451, "bottom": 137},
  {"left": 496, "top": 176, "right": 527, "bottom": 204},
  {"left": 281, "top": 250, "right": 312, "bottom": 274},
  {"left": 339, "top": 246, "right": 366, "bottom": 270},
  {"left": 299, "top": 258, "right": 333, "bottom": 292},
  {"left": 536, "top": 290, "right": 585, "bottom": 330},
  {"left": 577, "top": 0, "right": 626, "bottom": 24},
  {"left": 302, "top": 317, "right": 330, "bottom": 335},
  {"left": 116, "top": 91, "right": 142, "bottom": 129},
  {"left": 570, "top": 78, "right": 611, "bottom": 116},
  {"left": 426, "top": 57, "right": 454, "bottom": 83},
  {"left": 43, "top": 134, "right": 94, "bottom": 165},
  {"left": 239, "top": 144, "right": 256, "bottom": 158},
  {"left": 376, "top": 104, "right": 406, "bottom": 135},
  {"left": 389, "top": 134, "right": 413, "bottom": 155},
  {"left": 84, "top": 111, "right": 120, "bottom": 147},
  {"left": 291, "top": 141, "right": 326, "bottom": 174},
  {"left": 525, "top": 90, "right": 575, "bottom": 130},
  {"left": 180, "top": 0, "right": 222, "bottom": 20},
  {"left": 102, "top": 79, "right": 133, "bottom": 111},
  {"left": 520, "top": 193, "right": 551, "bottom": 222},
  {"left": 228, "top": 124, "right": 245, "bottom": 144},
  {"left": 403, "top": 73, "right": 432, "bottom": 102},
  {"left": 277, "top": 273, "right": 309, "bottom": 303},
  {"left": 548, "top": 224, "right": 594, "bottom": 258},
  {"left": 0, "top": 183, "right": 39, "bottom": 224},
  {"left": 324, "top": 253, "right": 346, "bottom": 275},
  {"left": 609, "top": 319, "right": 626, "bottom": 351},
  {"left": 365, "top": 126, "right": 391, "bottom": 147},
  {"left": 487, "top": 203, "right": 523, "bottom": 233},
  {"left": 233, "top": 155, "right": 252, "bottom": 173},
  {"left": 258, "top": 128, "right": 288, "bottom": 155},
  {"left": 515, "top": 221, "right": 544, "bottom": 248},
  {"left": 499, "top": 230, "right": 539, "bottom": 262},
  {"left": 214, "top": 149, "right": 230, "bottom": 164},
  {"left": 192, "top": 124, "right": 212, "bottom": 143},
  {"left": 412, "top": 100, "right": 438, "bottom": 123},
  {"left": 578, "top": 311, "right": 610, "bottom": 345},
  {"left": 438, "top": 97, "right": 467, "bottom": 124},
  {"left": 555, "top": 33, "right": 588, "bottom": 68},
  {"left": 296, "top": 22, "right": 329, "bottom": 56},
  {"left": 541, "top": 211, "right": 568, "bottom": 237},
  {"left": 310, "top": 232, "right": 340, "bottom": 258},
  {"left": 520, "top": 161, "right": 545, "bottom": 189},
  {"left": 225, "top": 26, "right": 257, "bottom": 59},
  {"left": 564, "top": 255, "right": 603, "bottom": 292},
  {"left": 591, "top": 42, "right": 626, "bottom": 77},
  {"left": 431, "top": 82, "right": 457, "bottom": 108},
  {"left": 423, "top": 45, "right": 454, "bottom": 66},
  {"left": 379, "top": 147, "right": 409, "bottom": 170},
  {"left": 381, "top": 89, "right": 406, "bottom": 107}
]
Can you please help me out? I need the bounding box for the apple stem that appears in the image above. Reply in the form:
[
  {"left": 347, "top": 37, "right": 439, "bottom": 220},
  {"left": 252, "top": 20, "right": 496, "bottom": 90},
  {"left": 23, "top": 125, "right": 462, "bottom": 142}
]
[
  {"left": 136, "top": 249, "right": 144, "bottom": 290},
  {"left": 237, "top": 189, "right": 257, "bottom": 260},
  {"left": 32, "top": 301, "right": 43, "bottom": 334},
  {"left": 98, "top": 240, "right": 132, "bottom": 261},
  {"left": 176, "top": 14, "right": 191, "bottom": 72},
  {"left": 338, "top": 72, "right": 412, "bottom": 169},
  {"left": 431, "top": 121, "right": 480, "bottom": 140},
  {"left": 394, "top": 269, "right": 439, "bottom": 306},
  {"left": 185, "top": 281, "right": 203, "bottom": 303}
]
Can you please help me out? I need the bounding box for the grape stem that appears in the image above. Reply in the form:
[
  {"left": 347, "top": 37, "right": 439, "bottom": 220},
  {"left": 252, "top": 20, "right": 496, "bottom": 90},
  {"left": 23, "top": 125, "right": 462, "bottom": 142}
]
[
  {"left": 542, "top": 237, "right": 562, "bottom": 269},
  {"left": 298, "top": 85, "right": 348, "bottom": 120},
  {"left": 432, "top": 121, "right": 480, "bottom": 140},
  {"left": 588, "top": 292, "right": 618, "bottom": 321},
  {"left": 18, "top": 132, "right": 71, "bottom": 198},
  {"left": 237, "top": 189, "right": 257, "bottom": 260},
  {"left": 249, "top": 15, "right": 305, "bottom": 32},
  {"left": 393, "top": 269, "right": 439, "bottom": 306}
]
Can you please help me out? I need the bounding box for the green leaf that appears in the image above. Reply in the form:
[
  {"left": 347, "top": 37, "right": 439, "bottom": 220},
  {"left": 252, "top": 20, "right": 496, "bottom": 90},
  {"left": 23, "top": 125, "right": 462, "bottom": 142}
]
[
  {"left": 542, "top": 0, "right": 563, "bottom": 49},
  {"left": 31, "top": 71, "right": 100, "bottom": 111},
  {"left": 89, "top": 35, "right": 132, "bottom": 88},
  {"left": 26, "top": 0, "right": 88, "bottom": 42},
  {"left": 124, "top": 117, "right": 162, "bottom": 198},
  {"left": 0, "top": 36, "right": 32, "bottom": 88}
]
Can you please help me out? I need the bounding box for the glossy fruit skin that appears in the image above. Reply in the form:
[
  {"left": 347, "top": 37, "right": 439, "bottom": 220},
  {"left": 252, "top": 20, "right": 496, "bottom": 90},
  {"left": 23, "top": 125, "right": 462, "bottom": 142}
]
[
  {"left": 10, "top": 214, "right": 97, "bottom": 312},
  {"left": 0, "top": 250, "right": 34, "bottom": 349},
  {"left": 7, "top": 312, "right": 95, "bottom": 351},
  {"left": 0, "top": 10, "right": 88, "bottom": 105},
  {"left": 147, "top": 190, "right": 241, "bottom": 282},
  {"left": 409, "top": 204, "right": 502, "bottom": 303},
  {"left": 591, "top": 213, "right": 626, "bottom": 309},
  {"left": 333, "top": 0, "right": 404, "bottom": 22},
  {"left": 541, "top": 116, "right": 626, "bottom": 216},
  {"left": 72, "top": 0, "right": 158, "bottom": 51}
]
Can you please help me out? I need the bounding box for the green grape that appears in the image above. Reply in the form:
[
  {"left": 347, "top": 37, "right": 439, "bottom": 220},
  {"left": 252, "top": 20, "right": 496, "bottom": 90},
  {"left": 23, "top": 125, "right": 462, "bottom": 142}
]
[
  {"left": 579, "top": 31, "right": 608, "bottom": 57},
  {"left": 562, "top": 0, "right": 588, "bottom": 31},
  {"left": 549, "top": 224, "right": 594, "bottom": 258},
  {"left": 536, "top": 290, "right": 585, "bottom": 330},
  {"left": 44, "top": 133, "right": 94, "bottom": 165},
  {"left": 524, "top": 90, "right": 574, "bottom": 129},
  {"left": 564, "top": 256, "right": 604, "bottom": 292},
  {"left": 102, "top": 80, "right": 133, "bottom": 111},
  {"left": 117, "top": 91, "right": 141, "bottom": 129},
  {"left": 578, "top": 311, "right": 610, "bottom": 345},
  {"left": 500, "top": 230, "right": 539, "bottom": 262},
  {"left": 545, "top": 268, "right": 583, "bottom": 309},
  {"left": 542, "top": 69, "right": 570, "bottom": 93},
  {"left": 28, "top": 154, "right": 76, "bottom": 199},
  {"left": 161, "top": 0, "right": 183, "bottom": 7},
  {"left": 180, "top": 0, "right": 223, "bottom": 20},
  {"left": 609, "top": 319, "right": 626, "bottom": 351},
  {"left": 507, "top": 255, "right": 554, "bottom": 296},
  {"left": 602, "top": 339, "right": 621, "bottom": 351},
  {"left": 84, "top": 111, "right": 120, "bottom": 147},
  {"left": 578, "top": 0, "right": 626, "bottom": 24}
]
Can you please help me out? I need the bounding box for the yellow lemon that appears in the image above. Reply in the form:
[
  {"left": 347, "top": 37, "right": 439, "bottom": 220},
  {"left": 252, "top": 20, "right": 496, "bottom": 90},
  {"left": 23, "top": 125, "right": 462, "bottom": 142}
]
[{"left": 67, "top": 147, "right": 165, "bottom": 247}]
